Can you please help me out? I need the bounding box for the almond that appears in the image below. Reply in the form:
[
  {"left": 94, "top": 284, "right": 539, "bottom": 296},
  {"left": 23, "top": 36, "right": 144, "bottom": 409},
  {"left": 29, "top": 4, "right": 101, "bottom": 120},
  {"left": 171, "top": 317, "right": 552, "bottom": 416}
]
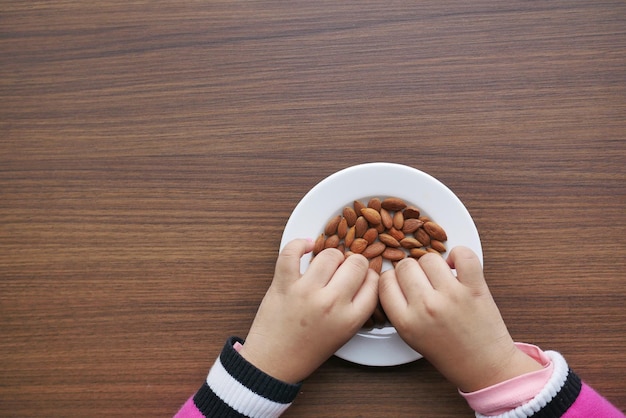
[
  {"left": 380, "top": 208, "right": 393, "bottom": 229},
  {"left": 362, "top": 241, "right": 386, "bottom": 258},
  {"left": 424, "top": 221, "right": 447, "bottom": 241},
  {"left": 393, "top": 211, "right": 404, "bottom": 230},
  {"left": 403, "top": 206, "right": 421, "bottom": 219},
  {"left": 367, "top": 197, "right": 382, "bottom": 211},
  {"left": 324, "top": 215, "right": 341, "bottom": 236},
  {"left": 379, "top": 233, "right": 400, "bottom": 248},
  {"left": 400, "top": 237, "right": 423, "bottom": 249},
  {"left": 350, "top": 238, "right": 368, "bottom": 254},
  {"left": 387, "top": 227, "right": 405, "bottom": 241},
  {"left": 382, "top": 247, "right": 406, "bottom": 261},
  {"left": 324, "top": 234, "right": 340, "bottom": 249},
  {"left": 337, "top": 217, "right": 348, "bottom": 239},
  {"left": 353, "top": 200, "right": 366, "bottom": 216},
  {"left": 363, "top": 228, "right": 378, "bottom": 244},
  {"left": 355, "top": 216, "right": 368, "bottom": 237},
  {"left": 342, "top": 207, "right": 357, "bottom": 227},
  {"left": 402, "top": 218, "right": 423, "bottom": 233},
  {"left": 415, "top": 228, "right": 431, "bottom": 246},
  {"left": 409, "top": 248, "right": 428, "bottom": 259},
  {"left": 361, "top": 207, "right": 382, "bottom": 225},
  {"left": 369, "top": 255, "right": 383, "bottom": 274},
  {"left": 313, "top": 234, "right": 325, "bottom": 255},
  {"left": 381, "top": 197, "right": 407, "bottom": 211},
  {"left": 345, "top": 226, "right": 356, "bottom": 248},
  {"left": 430, "top": 239, "right": 447, "bottom": 253}
]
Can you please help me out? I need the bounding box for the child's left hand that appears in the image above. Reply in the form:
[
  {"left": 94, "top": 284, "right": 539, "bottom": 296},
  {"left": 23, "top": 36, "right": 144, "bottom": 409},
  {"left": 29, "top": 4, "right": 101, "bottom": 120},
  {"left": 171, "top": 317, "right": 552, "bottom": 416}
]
[{"left": 239, "top": 239, "right": 379, "bottom": 384}]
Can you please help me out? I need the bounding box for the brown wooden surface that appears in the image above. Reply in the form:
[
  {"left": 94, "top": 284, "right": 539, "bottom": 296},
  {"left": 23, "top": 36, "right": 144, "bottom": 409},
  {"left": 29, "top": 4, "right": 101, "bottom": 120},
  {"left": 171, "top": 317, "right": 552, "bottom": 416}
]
[{"left": 1, "top": 1, "right": 625, "bottom": 417}]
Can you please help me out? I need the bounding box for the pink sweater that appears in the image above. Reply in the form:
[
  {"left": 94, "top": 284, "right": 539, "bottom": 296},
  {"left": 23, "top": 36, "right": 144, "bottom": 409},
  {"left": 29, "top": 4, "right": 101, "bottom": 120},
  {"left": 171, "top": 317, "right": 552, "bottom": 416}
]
[{"left": 175, "top": 337, "right": 624, "bottom": 417}]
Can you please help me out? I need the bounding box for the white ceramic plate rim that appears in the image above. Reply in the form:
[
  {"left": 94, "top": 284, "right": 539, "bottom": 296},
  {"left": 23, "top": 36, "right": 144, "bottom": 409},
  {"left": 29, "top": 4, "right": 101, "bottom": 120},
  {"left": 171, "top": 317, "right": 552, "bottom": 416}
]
[{"left": 280, "top": 162, "right": 482, "bottom": 366}]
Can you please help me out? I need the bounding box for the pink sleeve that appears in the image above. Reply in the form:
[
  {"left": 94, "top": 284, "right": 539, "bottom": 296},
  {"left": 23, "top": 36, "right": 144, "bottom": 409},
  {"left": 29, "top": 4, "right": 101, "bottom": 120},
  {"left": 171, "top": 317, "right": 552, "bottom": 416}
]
[
  {"left": 174, "top": 396, "right": 205, "bottom": 418},
  {"left": 563, "top": 384, "right": 624, "bottom": 418}
]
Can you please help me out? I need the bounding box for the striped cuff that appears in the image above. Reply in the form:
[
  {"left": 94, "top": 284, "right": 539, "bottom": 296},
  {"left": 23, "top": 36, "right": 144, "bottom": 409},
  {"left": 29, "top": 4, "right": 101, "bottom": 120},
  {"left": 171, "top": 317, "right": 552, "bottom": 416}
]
[
  {"left": 193, "top": 337, "right": 301, "bottom": 418},
  {"left": 476, "top": 350, "right": 581, "bottom": 418}
]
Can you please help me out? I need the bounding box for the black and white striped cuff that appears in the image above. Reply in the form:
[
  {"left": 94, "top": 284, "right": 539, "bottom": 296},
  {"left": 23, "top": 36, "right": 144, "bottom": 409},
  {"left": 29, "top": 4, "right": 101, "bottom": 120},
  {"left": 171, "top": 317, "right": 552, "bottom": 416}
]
[{"left": 193, "top": 337, "right": 302, "bottom": 418}]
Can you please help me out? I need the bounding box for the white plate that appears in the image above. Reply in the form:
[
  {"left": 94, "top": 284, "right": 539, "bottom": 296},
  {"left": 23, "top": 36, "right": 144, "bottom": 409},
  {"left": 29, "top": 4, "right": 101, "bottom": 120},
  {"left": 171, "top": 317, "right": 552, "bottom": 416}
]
[{"left": 280, "top": 163, "right": 482, "bottom": 366}]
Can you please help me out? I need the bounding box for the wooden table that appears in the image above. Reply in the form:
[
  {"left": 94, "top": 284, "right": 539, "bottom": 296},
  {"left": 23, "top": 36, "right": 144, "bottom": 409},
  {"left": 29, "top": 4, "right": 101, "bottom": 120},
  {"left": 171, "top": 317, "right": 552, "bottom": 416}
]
[{"left": 1, "top": 2, "right": 625, "bottom": 416}]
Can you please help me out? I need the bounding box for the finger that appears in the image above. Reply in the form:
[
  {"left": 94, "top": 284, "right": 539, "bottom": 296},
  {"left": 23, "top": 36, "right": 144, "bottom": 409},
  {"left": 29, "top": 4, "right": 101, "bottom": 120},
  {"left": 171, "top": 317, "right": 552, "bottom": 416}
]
[
  {"left": 325, "top": 254, "right": 370, "bottom": 298},
  {"left": 274, "top": 238, "right": 315, "bottom": 283},
  {"left": 304, "top": 247, "right": 345, "bottom": 287},
  {"left": 378, "top": 268, "right": 409, "bottom": 319},
  {"left": 350, "top": 268, "right": 380, "bottom": 318},
  {"left": 391, "top": 257, "right": 434, "bottom": 301},
  {"left": 446, "top": 246, "right": 486, "bottom": 288},
  {"left": 418, "top": 252, "right": 457, "bottom": 290}
]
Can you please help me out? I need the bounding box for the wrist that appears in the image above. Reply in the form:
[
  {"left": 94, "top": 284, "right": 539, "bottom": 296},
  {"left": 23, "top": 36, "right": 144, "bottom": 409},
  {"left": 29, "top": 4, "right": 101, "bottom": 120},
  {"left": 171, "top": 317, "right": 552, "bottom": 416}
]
[
  {"left": 456, "top": 343, "right": 544, "bottom": 393},
  {"left": 460, "top": 343, "right": 554, "bottom": 415},
  {"left": 490, "top": 346, "right": 544, "bottom": 388},
  {"left": 239, "top": 341, "right": 307, "bottom": 384}
]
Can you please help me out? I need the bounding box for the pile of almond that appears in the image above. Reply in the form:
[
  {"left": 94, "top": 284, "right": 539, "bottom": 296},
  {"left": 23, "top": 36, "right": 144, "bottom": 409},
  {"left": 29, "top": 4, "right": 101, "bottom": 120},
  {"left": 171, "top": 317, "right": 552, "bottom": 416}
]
[
  {"left": 313, "top": 196, "right": 448, "bottom": 272},
  {"left": 312, "top": 196, "right": 448, "bottom": 328}
]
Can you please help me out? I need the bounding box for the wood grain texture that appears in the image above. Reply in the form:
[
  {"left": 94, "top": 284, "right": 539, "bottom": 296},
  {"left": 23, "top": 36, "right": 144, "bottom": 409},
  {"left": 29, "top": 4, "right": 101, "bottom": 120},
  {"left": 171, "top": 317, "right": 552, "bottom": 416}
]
[{"left": 1, "top": 1, "right": 625, "bottom": 416}]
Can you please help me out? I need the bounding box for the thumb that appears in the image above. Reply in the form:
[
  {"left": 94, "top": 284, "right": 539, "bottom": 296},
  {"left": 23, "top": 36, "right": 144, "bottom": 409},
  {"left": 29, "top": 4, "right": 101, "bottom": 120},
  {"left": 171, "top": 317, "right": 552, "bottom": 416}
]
[
  {"left": 274, "top": 238, "right": 314, "bottom": 283},
  {"left": 447, "top": 246, "right": 485, "bottom": 289}
]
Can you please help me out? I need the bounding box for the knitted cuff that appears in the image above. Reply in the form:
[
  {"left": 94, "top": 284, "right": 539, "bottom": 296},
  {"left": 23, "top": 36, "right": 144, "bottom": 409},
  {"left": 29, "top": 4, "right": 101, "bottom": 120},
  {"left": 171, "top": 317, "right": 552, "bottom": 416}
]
[{"left": 193, "top": 337, "right": 302, "bottom": 418}]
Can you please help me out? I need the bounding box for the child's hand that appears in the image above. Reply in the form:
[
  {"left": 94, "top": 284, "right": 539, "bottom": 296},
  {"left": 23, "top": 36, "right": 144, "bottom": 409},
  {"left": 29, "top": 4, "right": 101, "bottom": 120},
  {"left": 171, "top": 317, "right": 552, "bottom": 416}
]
[
  {"left": 239, "top": 239, "right": 379, "bottom": 384},
  {"left": 379, "top": 246, "right": 542, "bottom": 392}
]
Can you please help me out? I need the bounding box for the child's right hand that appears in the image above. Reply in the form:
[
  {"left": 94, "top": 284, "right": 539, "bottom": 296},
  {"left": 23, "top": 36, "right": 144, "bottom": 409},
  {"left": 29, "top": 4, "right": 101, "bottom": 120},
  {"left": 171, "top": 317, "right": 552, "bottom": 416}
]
[{"left": 379, "top": 246, "right": 543, "bottom": 392}]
